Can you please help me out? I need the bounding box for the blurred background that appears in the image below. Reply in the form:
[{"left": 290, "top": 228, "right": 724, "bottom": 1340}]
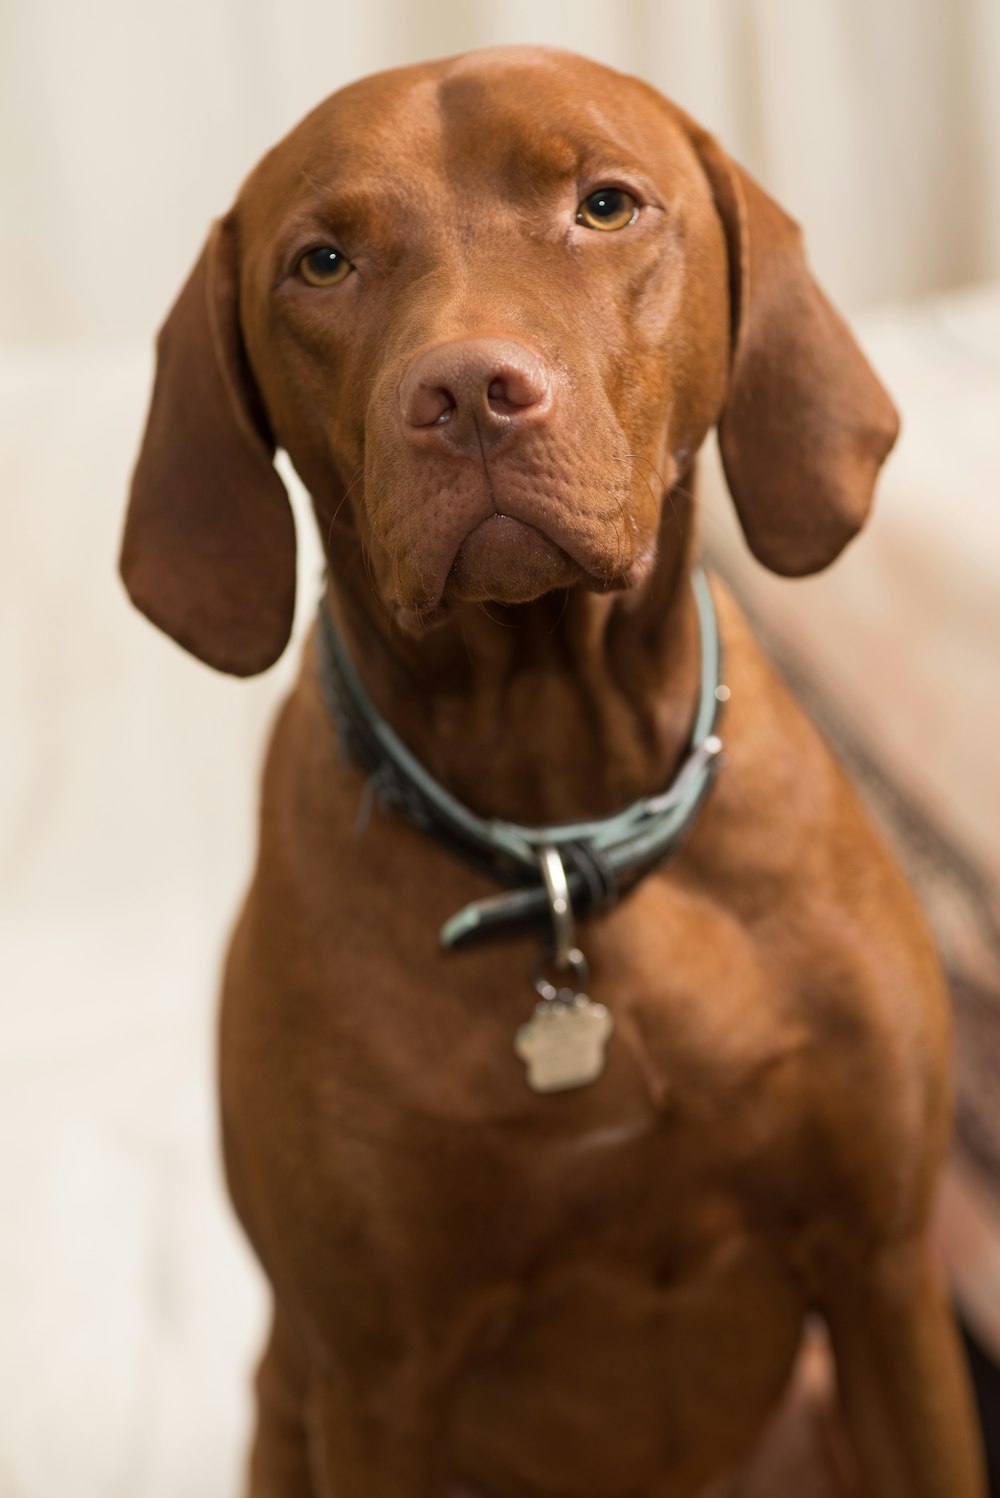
[{"left": 2, "top": 1, "right": 998, "bottom": 1494}]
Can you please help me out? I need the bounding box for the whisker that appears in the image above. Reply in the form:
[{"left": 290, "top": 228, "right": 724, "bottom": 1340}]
[
  {"left": 612, "top": 451, "right": 669, "bottom": 537},
  {"left": 548, "top": 588, "right": 571, "bottom": 634},
  {"left": 478, "top": 601, "right": 517, "bottom": 630},
  {"left": 457, "top": 612, "right": 475, "bottom": 667},
  {"left": 357, "top": 525, "right": 380, "bottom": 604},
  {"left": 321, "top": 467, "right": 365, "bottom": 551}
]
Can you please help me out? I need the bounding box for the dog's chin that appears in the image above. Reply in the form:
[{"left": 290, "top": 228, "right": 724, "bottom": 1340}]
[
  {"left": 389, "top": 516, "right": 654, "bottom": 636},
  {"left": 445, "top": 514, "right": 582, "bottom": 606}
]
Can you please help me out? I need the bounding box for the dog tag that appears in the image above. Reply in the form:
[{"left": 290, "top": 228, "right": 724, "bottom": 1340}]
[{"left": 515, "top": 992, "right": 613, "bottom": 1094}]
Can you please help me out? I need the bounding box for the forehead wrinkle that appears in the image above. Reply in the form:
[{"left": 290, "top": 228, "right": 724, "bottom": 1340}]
[
  {"left": 434, "top": 73, "right": 657, "bottom": 206},
  {"left": 578, "top": 98, "right": 652, "bottom": 164},
  {"left": 436, "top": 73, "right": 573, "bottom": 195}
]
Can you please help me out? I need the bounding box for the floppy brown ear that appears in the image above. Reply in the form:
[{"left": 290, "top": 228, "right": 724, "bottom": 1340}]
[
  {"left": 686, "top": 122, "right": 900, "bottom": 575},
  {"left": 120, "top": 214, "right": 295, "bottom": 675}
]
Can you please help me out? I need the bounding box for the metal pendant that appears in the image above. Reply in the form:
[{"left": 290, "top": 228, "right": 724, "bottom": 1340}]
[
  {"left": 516, "top": 846, "right": 612, "bottom": 1093},
  {"left": 515, "top": 988, "right": 613, "bottom": 1094}
]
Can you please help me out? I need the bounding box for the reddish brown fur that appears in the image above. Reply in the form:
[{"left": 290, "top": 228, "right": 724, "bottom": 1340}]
[{"left": 121, "top": 47, "right": 984, "bottom": 1498}]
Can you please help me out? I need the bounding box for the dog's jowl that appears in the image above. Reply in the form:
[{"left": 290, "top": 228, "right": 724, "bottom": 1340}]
[{"left": 121, "top": 46, "right": 985, "bottom": 1498}]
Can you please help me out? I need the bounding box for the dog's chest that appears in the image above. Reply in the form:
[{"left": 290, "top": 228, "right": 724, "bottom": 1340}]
[
  {"left": 231, "top": 860, "right": 818, "bottom": 1493},
  {"left": 316, "top": 876, "right": 814, "bottom": 1285},
  {"left": 430, "top": 1098, "right": 807, "bottom": 1496},
  {"left": 412, "top": 980, "right": 808, "bottom": 1494},
  {"left": 343, "top": 867, "right": 808, "bottom": 1143}
]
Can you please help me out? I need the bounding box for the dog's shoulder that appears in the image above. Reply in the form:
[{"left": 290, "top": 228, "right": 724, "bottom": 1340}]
[{"left": 679, "top": 581, "right": 954, "bottom": 1228}]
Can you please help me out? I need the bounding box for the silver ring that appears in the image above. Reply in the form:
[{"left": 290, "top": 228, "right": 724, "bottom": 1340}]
[
  {"left": 532, "top": 946, "right": 589, "bottom": 1003},
  {"left": 537, "top": 844, "right": 575, "bottom": 970}
]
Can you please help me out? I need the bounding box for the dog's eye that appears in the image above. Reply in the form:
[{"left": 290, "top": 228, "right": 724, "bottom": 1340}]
[
  {"left": 576, "top": 188, "right": 637, "bottom": 232},
  {"left": 298, "top": 247, "right": 352, "bottom": 287}
]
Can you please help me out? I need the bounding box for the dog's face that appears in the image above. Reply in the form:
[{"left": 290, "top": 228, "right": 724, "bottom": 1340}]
[
  {"left": 121, "top": 47, "right": 898, "bottom": 675},
  {"left": 237, "top": 52, "right": 731, "bottom": 631}
]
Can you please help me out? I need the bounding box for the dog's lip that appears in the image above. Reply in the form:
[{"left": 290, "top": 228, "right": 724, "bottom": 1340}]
[
  {"left": 391, "top": 599, "right": 450, "bottom": 637},
  {"left": 623, "top": 543, "right": 656, "bottom": 589},
  {"left": 444, "top": 513, "right": 583, "bottom": 606},
  {"left": 390, "top": 519, "right": 650, "bottom": 633}
]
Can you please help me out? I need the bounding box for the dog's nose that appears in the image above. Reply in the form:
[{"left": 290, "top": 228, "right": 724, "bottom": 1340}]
[{"left": 399, "top": 338, "right": 552, "bottom": 449}]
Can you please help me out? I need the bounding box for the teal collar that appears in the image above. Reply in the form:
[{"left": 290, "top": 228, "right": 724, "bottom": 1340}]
[{"left": 317, "top": 569, "right": 726, "bottom": 950}]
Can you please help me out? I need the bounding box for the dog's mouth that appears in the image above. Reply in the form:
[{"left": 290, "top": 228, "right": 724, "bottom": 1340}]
[
  {"left": 446, "top": 514, "right": 583, "bottom": 605},
  {"left": 389, "top": 512, "right": 653, "bottom": 636},
  {"left": 366, "top": 377, "right": 667, "bottom": 635}
]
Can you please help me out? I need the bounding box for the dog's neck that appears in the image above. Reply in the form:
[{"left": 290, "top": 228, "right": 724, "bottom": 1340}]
[{"left": 325, "top": 492, "right": 703, "bottom": 826}]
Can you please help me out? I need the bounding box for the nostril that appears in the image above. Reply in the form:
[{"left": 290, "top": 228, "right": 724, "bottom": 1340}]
[
  {"left": 487, "top": 376, "right": 515, "bottom": 414},
  {"left": 399, "top": 339, "right": 553, "bottom": 442},
  {"left": 406, "top": 383, "right": 457, "bottom": 428},
  {"left": 487, "top": 368, "right": 548, "bottom": 415},
  {"left": 429, "top": 387, "right": 456, "bottom": 425}
]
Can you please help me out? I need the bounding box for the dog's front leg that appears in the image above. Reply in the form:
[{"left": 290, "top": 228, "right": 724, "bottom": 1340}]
[
  {"left": 244, "top": 1300, "right": 455, "bottom": 1498},
  {"left": 306, "top": 1356, "right": 451, "bottom": 1498},
  {"left": 821, "top": 1234, "right": 985, "bottom": 1497},
  {"left": 247, "top": 1312, "right": 317, "bottom": 1498}
]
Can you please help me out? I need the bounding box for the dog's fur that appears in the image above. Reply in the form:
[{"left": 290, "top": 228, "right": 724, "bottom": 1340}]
[{"left": 120, "top": 47, "right": 985, "bottom": 1498}]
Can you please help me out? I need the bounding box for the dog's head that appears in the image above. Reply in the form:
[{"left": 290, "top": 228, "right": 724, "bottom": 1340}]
[{"left": 120, "top": 47, "right": 898, "bottom": 675}]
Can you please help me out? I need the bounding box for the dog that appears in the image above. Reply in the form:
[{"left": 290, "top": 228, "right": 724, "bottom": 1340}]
[{"left": 120, "top": 46, "right": 985, "bottom": 1498}]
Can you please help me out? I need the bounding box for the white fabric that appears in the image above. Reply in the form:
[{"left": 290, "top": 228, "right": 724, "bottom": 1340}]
[{"left": 0, "top": 349, "right": 292, "bottom": 1498}]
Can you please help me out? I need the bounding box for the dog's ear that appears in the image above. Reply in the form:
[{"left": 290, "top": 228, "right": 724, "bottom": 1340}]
[
  {"left": 684, "top": 121, "right": 899, "bottom": 576},
  {"left": 120, "top": 213, "right": 295, "bottom": 675}
]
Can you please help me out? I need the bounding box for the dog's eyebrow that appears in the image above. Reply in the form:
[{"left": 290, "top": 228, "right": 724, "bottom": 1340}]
[
  {"left": 282, "top": 181, "right": 411, "bottom": 243},
  {"left": 499, "top": 133, "right": 654, "bottom": 204}
]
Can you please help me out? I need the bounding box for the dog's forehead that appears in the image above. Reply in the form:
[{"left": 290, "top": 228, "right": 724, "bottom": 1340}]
[{"left": 244, "top": 49, "right": 693, "bottom": 220}]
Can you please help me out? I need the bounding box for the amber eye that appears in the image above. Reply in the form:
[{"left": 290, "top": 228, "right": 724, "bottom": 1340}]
[
  {"left": 298, "top": 246, "right": 352, "bottom": 286},
  {"left": 576, "top": 188, "right": 637, "bottom": 231}
]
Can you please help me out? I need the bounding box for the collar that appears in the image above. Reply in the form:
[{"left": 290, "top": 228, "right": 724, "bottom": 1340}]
[{"left": 316, "top": 568, "right": 726, "bottom": 951}]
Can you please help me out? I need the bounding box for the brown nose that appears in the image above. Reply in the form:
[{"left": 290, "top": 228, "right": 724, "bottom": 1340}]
[{"left": 398, "top": 338, "right": 552, "bottom": 451}]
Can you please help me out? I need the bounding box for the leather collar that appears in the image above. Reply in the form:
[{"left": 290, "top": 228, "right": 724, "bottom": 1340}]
[{"left": 316, "top": 569, "right": 726, "bottom": 950}]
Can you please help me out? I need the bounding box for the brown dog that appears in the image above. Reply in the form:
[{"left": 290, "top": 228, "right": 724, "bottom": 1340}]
[{"left": 120, "top": 46, "right": 985, "bottom": 1498}]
